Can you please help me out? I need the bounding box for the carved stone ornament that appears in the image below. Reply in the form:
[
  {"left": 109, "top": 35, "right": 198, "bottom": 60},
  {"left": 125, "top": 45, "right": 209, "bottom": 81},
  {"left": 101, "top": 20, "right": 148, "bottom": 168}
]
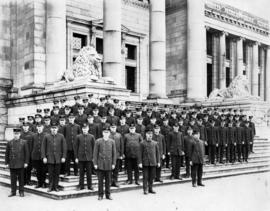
[
  {"left": 62, "top": 45, "right": 102, "bottom": 82},
  {"left": 208, "top": 75, "right": 260, "bottom": 100}
]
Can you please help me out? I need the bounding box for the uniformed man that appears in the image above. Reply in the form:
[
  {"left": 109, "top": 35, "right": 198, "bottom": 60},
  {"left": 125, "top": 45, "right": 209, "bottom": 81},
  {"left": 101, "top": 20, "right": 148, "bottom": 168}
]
[
  {"left": 109, "top": 123, "right": 124, "bottom": 187},
  {"left": 249, "top": 116, "right": 256, "bottom": 153},
  {"left": 227, "top": 121, "right": 236, "bottom": 163},
  {"left": 160, "top": 118, "right": 172, "bottom": 168},
  {"left": 75, "top": 105, "right": 87, "bottom": 127},
  {"left": 242, "top": 121, "right": 253, "bottom": 162},
  {"left": 168, "top": 123, "right": 184, "bottom": 180},
  {"left": 107, "top": 107, "right": 119, "bottom": 126},
  {"left": 31, "top": 123, "right": 46, "bottom": 188},
  {"left": 206, "top": 120, "right": 219, "bottom": 164},
  {"left": 124, "top": 124, "right": 143, "bottom": 185},
  {"left": 190, "top": 130, "right": 205, "bottom": 187},
  {"left": 235, "top": 121, "right": 244, "bottom": 162},
  {"left": 86, "top": 115, "right": 99, "bottom": 139},
  {"left": 41, "top": 123, "right": 67, "bottom": 192},
  {"left": 5, "top": 128, "right": 29, "bottom": 197},
  {"left": 20, "top": 122, "right": 34, "bottom": 185},
  {"left": 135, "top": 116, "right": 146, "bottom": 138},
  {"left": 93, "top": 126, "right": 116, "bottom": 200},
  {"left": 138, "top": 128, "right": 160, "bottom": 195},
  {"left": 63, "top": 113, "right": 81, "bottom": 176},
  {"left": 218, "top": 120, "right": 228, "bottom": 164},
  {"left": 183, "top": 126, "right": 195, "bottom": 178},
  {"left": 72, "top": 95, "right": 81, "bottom": 115},
  {"left": 74, "top": 123, "right": 95, "bottom": 190},
  {"left": 152, "top": 124, "right": 165, "bottom": 183}
]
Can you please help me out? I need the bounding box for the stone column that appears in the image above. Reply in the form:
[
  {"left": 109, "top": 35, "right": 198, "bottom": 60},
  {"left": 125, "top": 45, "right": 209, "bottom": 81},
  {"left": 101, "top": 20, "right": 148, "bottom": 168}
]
[
  {"left": 148, "top": 0, "right": 166, "bottom": 99},
  {"left": 219, "top": 31, "right": 226, "bottom": 89},
  {"left": 265, "top": 46, "right": 270, "bottom": 102},
  {"left": 251, "top": 42, "right": 259, "bottom": 96},
  {"left": 46, "top": 0, "right": 66, "bottom": 83},
  {"left": 260, "top": 47, "right": 265, "bottom": 100},
  {"left": 212, "top": 33, "right": 219, "bottom": 89},
  {"left": 236, "top": 37, "right": 244, "bottom": 76},
  {"left": 90, "top": 26, "right": 97, "bottom": 48},
  {"left": 103, "top": 0, "right": 122, "bottom": 86},
  {"left": 187, "top": 0, "right": 206, "bottom": 100}
]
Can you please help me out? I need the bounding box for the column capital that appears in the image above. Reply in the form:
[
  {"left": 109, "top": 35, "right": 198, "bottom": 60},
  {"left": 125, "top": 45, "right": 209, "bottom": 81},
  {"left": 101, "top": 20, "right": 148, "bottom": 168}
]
[
  {"left": 91, "top": 25, "right": 97, "bottom": 34},
  {"left": 205, "top": 26, "right": 211, "bottom": 31},
  {"left": 221, "top": 31, "right": 229, "bottom": 36},
  {"left": 236, "top": 36, "right": 245, "bottom": 41}
]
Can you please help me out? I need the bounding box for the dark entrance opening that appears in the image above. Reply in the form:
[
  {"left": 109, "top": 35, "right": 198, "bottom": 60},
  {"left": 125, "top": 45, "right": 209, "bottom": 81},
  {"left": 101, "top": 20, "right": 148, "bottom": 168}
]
[
  {"left": 226, "top": 67, "right": 231, "bottom": 87},
  {"left": 126, "top": 66, "right": 136, "bottom": 93},
  {"left": 207, "top": 64, "right": 213, "bottom": 96}
]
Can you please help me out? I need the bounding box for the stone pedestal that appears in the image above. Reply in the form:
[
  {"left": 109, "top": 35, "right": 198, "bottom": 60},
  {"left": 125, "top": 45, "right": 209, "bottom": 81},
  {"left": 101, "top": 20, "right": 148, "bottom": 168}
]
[
  {"left": 46, "top": 0, "right": 66, "bottom": 83},
  {"left": 103, "top": 0, "right": 122, "bottom": 86},
  {"left": 187, "top": 0, "right": 206, "bottom": 100},
  {"left": 149, "top": 0, "right": 166, "bottom": 99},
  {"left": 0, "top": 78, "right": 12, "bottom": 140}
]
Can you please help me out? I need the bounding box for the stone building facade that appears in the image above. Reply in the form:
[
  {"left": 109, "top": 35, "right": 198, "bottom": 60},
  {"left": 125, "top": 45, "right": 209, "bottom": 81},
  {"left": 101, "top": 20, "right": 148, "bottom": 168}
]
[{"left": 0, "top": 0, "right": 270, "bottom": 139}]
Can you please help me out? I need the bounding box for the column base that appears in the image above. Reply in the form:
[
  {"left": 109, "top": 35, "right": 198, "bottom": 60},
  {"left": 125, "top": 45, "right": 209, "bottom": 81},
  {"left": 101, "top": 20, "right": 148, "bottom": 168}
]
[{"left": 145, "top": 95, "right": 173, "bottom": 105}]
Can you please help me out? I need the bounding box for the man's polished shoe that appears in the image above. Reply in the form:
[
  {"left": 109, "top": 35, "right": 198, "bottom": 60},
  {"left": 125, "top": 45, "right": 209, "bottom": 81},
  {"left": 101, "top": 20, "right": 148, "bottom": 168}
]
[
  {"left": 143, "top": 190, "right": 148, "bottom": 195},
  {"left": 35, "top": 185, "right": 41, "bottom": 189},
  {"left": 126, "top": 180, "right": 132, "bottom": 184},
  {"left": 197, "top": 183, "right": 205, "bottom": 187},
  {"left": 54, "top": 188, "right": 60, "bottom": 192},
  {"left": 88, "top": 186, "right": 94, "bottom": 191},
  {"left": 106, "top": 195, "right": 113, "bottom": 200},
  {"left": 135, "top": 181, "right": 140, "bottom": 186},
  {"left": 98, "top": 196, "right": 103, "bottom": 200},
  {"left": 19, "top": 192, "right": 24, "bottom": 197},
  {"left": 8, "top": 193, "right": 16, "bottom": 197},
  {"left": 192, "top": 183, "right": 197, "bottom": 187},
  {"left": 148, "top": 190, "right": 156, "bottom": 194}
]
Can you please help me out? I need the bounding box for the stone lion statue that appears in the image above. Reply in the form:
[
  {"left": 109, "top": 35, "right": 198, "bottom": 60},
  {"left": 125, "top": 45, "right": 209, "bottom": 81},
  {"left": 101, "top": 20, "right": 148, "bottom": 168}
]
[
  {"left": 62, "top": 45, "right": 102, "bottom": 82},
  {"left": 208, "top": 75, "right": 252, "bottom": 100}
]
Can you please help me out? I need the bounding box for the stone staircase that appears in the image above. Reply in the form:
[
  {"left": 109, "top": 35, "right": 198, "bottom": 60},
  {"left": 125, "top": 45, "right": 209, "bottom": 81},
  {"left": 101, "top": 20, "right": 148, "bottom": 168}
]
[{"left": 0, "top": 136, "right": 269, "bottom": 200}]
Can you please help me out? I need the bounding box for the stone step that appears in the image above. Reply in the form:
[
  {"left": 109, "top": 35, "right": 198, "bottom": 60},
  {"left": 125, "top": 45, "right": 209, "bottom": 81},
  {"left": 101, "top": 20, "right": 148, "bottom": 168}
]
[
  {"left": 1, "top": 160, "right": 269, "bottom": 192},
  {"left": 0, "top": 165, "right": 269, "bottom": 200}
]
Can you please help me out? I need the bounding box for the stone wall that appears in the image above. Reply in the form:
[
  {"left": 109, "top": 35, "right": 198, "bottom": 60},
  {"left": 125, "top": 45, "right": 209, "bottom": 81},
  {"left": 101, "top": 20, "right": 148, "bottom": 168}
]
[{"left": 166, "top": 0, "right": 187, "bottom": 99}]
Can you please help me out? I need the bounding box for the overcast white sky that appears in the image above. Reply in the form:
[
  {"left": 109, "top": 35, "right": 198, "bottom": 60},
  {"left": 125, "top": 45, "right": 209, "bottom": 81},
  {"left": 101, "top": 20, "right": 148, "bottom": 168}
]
[{"left": 220, "top": 0, "right": 270, "bottom": 21}]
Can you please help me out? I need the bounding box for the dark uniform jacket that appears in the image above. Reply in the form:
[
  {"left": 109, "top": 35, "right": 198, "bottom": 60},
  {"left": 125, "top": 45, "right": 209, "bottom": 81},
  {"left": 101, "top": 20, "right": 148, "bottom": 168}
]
[
  {"left": 228, "top": 127, "right": 236, "bottom": 145},
  {"left": 135, "top": 124, "right": 146, "bottom": 138},
  {"left": 31, "top": 132, "right": 46, "bottom": 160},
  {"left": 218, "top": 126, "right": 228, "bottom": 145},
  {"left": 206, "top": 126, "right": 219, "bottom": 145},
  {"left": 20, "top": 131, "right": 34, "bottom": 159},
  {"left": 43, "top": 125, "right": 51, "bottom": 135},
  {"left": 168, "top": 131, "right": 184, "bottom": 156},
  {"left": 74, "top": 133, "right": 95, "bottom": 161},
  {"left": 190, "top": 138, "right": 205, "bottom": 164},
  {"left": 63, "top": 123, "right": 81, "bottom": 151},
  {"left": 109, "top": 132, "right": 124, "bottom": 159},
  {"left": 138, "top": 140, "right": 160, "bottom": 166},
  {"left": 124, "top": 133, "right": 143, "bottom": 159},
  {"left": 93, "top": 138, "right": 116, "bottom": 171},
  {"left": 41, "top": 133, "right": 67, "bottom": 164},
  {"left": 160, "top": 125, "right": 172, "bottom": 154},
  {"left": 235, "top": 126, "right": 244, "bottom": 144},
  {"left": 75, "top": 114, "right": 88, "bottom": 127},
  {"left": 117, "top": 124, "right": 129, "bottom": 136},
  {"left": 152, "top": 133, "right": 165, "bottom": 162},
  {"left": 197, "top": 124, "right": 207, "bottom": 142},
  {"left": 183, "top": 135, "right": 195, "bottom": 157},
  {"left": 5, "top": 139, "right": 29, "bottom": 169},
  {"left": 106, "top": 115, "right": 119, "bottom": 125},
  {"left": 87, "top": 123, "right": 99, "bottom": 139},
  {"left": 243, "top": 126, "right": 253, "bottom": 144}
]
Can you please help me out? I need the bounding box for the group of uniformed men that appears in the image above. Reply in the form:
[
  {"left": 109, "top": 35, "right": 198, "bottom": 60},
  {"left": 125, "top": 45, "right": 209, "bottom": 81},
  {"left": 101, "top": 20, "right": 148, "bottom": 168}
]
[{"left": 5, "top": 94, "right": 256, "bottom": 199}]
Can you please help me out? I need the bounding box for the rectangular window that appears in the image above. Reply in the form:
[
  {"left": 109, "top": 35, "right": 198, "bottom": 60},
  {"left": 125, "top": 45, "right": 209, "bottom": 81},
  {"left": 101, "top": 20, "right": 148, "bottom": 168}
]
[
  {"left": 126, "top": 66, "right": 136, "bottom": 92},
  {"left": 258, "top": 47, "right": 261, "bottom": 67},
  {"left": 72, "top": 33, "right": 87, "bottom": 50},
  {"left": 126, "top": 44, "right": 136, "bottom": 60},
  {"left": 206, "top": 31, "right": 212, "bottom": 56},
  {"left": 243, "top": 42, "right": 247, "bottom": 64},
  {"left": 226, "top": 67, "right": 231, "bottom": 87},
  {"left": 96, "top": 38, "right": 103, "bottom": 54},
  {"left": 226, "top": 37, "right": 230, "bottom": 60}
]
